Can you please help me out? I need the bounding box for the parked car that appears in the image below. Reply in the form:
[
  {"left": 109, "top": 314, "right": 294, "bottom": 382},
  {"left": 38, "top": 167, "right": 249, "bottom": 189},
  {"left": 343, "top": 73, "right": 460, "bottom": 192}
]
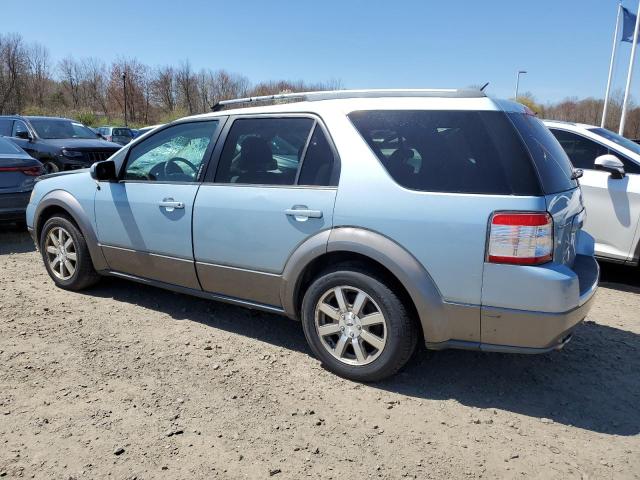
[
  {"left": 0, "top": 136, "right": 42, "bottom": 225},
  {"left": 0, "top": 116, "right": 122, "bottom": 174},
  {"left": 544, "top": 120, "right": 640, "bottom": 265},
  {"left": 96, "top": 126, "right": 135, "bottom": 145},
  {"left": 134, "top": 124, "right": 164, "bottom": 138},
  {"left": 26, "top": 89, "right": 598, "bottom": 381}
]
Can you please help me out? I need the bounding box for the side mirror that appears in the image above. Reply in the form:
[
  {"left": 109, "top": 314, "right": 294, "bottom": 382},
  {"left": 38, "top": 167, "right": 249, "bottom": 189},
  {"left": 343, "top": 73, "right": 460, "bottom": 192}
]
[
  {"left": 90, "top": 160, "right": 117, "bottom": 182},
  {"left": 15, "top": 130, "right": 31, "bottom": 140},
  {"left": 594, "top": 154, "right": 625, "bottom": 179}
]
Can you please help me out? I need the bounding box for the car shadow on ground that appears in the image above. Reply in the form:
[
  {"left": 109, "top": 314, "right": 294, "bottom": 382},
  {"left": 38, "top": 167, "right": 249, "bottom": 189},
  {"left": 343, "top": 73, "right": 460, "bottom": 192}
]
[
  {"left": 86, "top": 274, "right": 640, "bottom": 437},
  {"left": 3, "top": 229, "right": 638, "bottom": 437},
  {"left": 0, "top": 226, "right": 36, "bottom": 254}
]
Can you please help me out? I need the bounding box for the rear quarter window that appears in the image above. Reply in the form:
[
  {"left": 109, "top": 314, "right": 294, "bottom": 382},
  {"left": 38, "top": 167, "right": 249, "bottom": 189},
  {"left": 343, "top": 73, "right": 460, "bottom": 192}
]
[
  {"left": 508, "top": 113, "right": 578, "bottom": 194},
  {"left": 348, "top": 110, "right": 542, "bottom": 195}
]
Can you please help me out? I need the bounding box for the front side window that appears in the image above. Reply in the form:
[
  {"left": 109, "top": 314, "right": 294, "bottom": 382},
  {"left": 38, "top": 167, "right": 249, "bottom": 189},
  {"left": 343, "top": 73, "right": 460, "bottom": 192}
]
[
  {"left": 215, "top": 117, "right": 314, "bottom": 185},
  {"left": 12, "top": 120, "right": 29, "bottom": 137},
  {"left": 549, "top": 129, "right": 608, "bottom": 170},
  {"left": 123, "top": 121, "right": 218, "bottom": 182},
  {"left": 552, "top": 128, "right": 640, "bottom": 175},
  {"left": 349, "top": 110, "right": 542, "bottom": 195}
]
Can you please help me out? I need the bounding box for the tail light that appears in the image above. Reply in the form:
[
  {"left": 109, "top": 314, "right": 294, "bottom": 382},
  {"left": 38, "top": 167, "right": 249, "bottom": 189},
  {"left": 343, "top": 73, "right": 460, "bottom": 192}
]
[
  {"left": 487, "top": 212, "right": 553, "bottom": 265},
  {"left": 0, "top": 165, "right": 43, "bottom": 176}
]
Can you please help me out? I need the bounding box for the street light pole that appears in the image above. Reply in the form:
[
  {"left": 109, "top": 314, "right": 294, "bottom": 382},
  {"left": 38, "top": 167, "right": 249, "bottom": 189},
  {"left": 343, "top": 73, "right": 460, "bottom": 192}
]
[
  {"left": 514, "top": 70, "right": 527, "bottom": 100},
  {"left": 122, "top": 72, "right": 127, "bottom": 127}
]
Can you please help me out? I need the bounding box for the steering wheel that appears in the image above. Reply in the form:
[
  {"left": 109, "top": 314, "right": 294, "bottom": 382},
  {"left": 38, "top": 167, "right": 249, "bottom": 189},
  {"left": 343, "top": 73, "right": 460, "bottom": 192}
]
[{"left": 148, "top": 157, "right": 197, "bottom": 180}]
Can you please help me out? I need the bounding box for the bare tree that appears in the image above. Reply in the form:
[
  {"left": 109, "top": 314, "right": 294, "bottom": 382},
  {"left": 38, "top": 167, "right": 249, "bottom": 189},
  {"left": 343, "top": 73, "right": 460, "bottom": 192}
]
[
  {"left": 176, "top": 60, "right": 197, "bottom": 114},
  {"left": 0, "top": 33, "right": 28, "bottom": 114},
  {"left": 58, "top": 56, "right": 83, "bottom": 109},
  {"left": 152, "top": 66, "right": 176, "bottom": 113}
]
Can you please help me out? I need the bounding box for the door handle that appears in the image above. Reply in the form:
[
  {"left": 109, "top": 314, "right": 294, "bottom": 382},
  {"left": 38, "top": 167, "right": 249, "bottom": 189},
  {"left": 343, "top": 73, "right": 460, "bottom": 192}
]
[
  {"left": 159, "top": 198, "right": 184, "bottom": 212},
  {"left": 285, "top": 206, "right": 323, "bottom": 219}
]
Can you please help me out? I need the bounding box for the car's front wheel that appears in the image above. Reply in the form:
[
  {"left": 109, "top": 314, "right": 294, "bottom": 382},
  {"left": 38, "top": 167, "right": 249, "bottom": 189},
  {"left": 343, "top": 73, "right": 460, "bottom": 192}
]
[
  {"left": 42, "top": 160, "right": 60, "bottom": 174},
  {"left": 301, "top": 267, "right": 418, "bottom": 382},
  {"left": 40, "top": 215, "right": 100, "bottom": 290}
]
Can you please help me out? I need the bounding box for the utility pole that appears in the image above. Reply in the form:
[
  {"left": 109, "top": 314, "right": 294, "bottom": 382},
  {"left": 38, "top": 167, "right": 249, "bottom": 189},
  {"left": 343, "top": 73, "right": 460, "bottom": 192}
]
[
  {"left": 514, "top": 70, "right": 527, "bottom": 100},
  {"left": 122, "top": 72, "right": 128, "bottom": 127}
]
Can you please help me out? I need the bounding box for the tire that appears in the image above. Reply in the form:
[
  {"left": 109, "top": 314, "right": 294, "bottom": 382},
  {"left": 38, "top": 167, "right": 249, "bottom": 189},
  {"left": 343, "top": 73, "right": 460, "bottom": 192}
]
[
  {"left": 39, "top": 214, "right": 100, "bottom": 290},
  {"left": 301, "top": 267, "right": 418, "bottom": 382},
  {"left": 42, "top": 160, "right": 60, "bottom": 174}
]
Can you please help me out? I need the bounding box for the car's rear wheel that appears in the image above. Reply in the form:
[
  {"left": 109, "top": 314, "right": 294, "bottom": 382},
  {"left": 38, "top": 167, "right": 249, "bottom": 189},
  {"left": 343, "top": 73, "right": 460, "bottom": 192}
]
[
  {"left": 301, "top": 267, "right": 418, "bottom": 382},
  {"left": 40, "top": 215, "right": 100, "bottom": 290}
]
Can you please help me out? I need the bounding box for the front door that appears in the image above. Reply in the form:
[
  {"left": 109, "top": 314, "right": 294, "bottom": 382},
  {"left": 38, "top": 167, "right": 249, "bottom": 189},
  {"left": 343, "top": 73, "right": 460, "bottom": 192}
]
[
  {"left": 95, "top": 120, "right": 221, "bottom": 288},
  {"left": 551, "top": 128, "right": 640, "bottom": 261},
  {"left": 193, "top": 116, "right": 339, "bottom": 306}
]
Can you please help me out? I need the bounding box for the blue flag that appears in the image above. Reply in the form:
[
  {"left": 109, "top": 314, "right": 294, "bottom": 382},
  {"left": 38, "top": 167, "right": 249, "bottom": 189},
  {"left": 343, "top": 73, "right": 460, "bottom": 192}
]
[{"left": 622, "top": 7, "right": 640, "bottom": 43}]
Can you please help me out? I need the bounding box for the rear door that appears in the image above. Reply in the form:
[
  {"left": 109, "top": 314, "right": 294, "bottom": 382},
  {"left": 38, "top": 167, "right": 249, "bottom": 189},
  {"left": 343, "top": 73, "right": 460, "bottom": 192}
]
[
  {"left": 192, "top": 115, "right": 339, "bottom": 307},
  {"left": 95, "top": 120, "right": 222, "bottom": 288}
]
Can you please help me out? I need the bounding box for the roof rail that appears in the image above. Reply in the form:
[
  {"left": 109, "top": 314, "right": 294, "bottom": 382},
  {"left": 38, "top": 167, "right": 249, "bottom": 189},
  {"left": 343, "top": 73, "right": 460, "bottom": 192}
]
[{"left": 211, "top": 88, "right": 485, "bottom": 111}]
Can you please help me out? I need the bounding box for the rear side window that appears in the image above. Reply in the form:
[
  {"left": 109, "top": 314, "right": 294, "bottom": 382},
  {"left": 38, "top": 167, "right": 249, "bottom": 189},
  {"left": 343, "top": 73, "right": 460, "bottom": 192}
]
[
  {"left": 348, "top": 110, "right": 541, "bottom": 195},
  {"left": 508, "top": 114, "right": 578, "bottom": 193},
  {"left": 215, "top": 117, "right": 314, "bottom": 185},
  {"left": 298, "top": 125, "right": 337, "bottom": 186}
]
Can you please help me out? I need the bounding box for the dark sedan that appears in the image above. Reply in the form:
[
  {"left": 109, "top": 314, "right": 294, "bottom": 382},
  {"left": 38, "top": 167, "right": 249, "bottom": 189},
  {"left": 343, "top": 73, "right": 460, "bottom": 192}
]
[{"left": 0, "top": 137, "right": 42, "bottom": 226}]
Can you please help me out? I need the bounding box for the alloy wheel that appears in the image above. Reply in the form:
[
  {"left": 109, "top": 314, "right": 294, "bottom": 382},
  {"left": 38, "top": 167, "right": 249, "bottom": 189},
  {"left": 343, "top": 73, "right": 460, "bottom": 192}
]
[
  {"left": 314, "top": 286, "right": 388, "bottom": 366},
  {"left": 44, "top": 226, "right": 77, "bottom": 280}
]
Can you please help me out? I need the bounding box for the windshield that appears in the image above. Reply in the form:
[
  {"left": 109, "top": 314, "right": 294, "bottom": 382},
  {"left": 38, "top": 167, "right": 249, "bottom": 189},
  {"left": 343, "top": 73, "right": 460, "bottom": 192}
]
[
  {"left": 588, "top": 127, "right": 640, "bottom": 155},
  {"left": 29, "top": 119, "right": 97, "bottom": 139},
  {"left": 113, "top": 128, "right": 133, "bottom": 138}
]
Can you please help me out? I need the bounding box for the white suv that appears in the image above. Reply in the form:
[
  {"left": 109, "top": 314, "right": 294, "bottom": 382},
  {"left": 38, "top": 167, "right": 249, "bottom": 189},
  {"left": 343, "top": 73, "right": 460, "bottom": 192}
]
[{"left": 544, "top": 120, "right": 640, "bottom": 265}]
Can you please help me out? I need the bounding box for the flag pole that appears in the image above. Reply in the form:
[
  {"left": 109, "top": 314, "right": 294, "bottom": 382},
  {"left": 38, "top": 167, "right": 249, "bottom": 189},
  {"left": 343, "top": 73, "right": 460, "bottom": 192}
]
[
  {"left": 620, "top": 1, "right": 640, "bottom": 135},
  {"left": 602, "top": 2, "right": 622, "bottom": 127}
]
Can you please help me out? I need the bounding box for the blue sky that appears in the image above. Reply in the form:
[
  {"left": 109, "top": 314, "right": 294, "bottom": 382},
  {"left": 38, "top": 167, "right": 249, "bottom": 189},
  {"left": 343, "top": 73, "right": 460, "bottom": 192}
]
[{"left": 1, "top": 0, "right": 638, "bottom": 103}]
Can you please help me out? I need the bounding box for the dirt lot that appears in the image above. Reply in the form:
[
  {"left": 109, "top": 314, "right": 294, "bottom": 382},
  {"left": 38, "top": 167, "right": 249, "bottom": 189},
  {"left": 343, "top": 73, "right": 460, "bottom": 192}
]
[{"left": 0, "top": 227, "right": 639, "bottom": 480}]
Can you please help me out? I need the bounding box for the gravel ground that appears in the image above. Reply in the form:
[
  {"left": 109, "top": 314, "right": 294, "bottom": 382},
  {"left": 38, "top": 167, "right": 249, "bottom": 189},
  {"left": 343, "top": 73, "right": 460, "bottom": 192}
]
[{"left": 1, "top": 227, "right": 639, "bottom": 479}]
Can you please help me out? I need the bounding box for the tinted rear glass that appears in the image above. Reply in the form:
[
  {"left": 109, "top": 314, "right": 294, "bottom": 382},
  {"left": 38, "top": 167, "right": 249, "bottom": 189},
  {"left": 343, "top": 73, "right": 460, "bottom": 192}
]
[
  {"left": 508, "top": 113, "right": 577, "bottom": 194},
  {"left": 113, "top": 128, "right": 133, "bottom": 137},
  {"left": 0, "top": 137, "right": 23, "bottom": 154},
  {"left": 348, "top": 110, "right": 541, "bottom": 195}
]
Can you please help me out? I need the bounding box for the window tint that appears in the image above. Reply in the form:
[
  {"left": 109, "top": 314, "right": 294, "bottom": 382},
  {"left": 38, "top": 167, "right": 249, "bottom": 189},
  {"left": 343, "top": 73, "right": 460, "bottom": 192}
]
[
  {"left": 113, "top": 128, "right": 133, "bottom": 137},
  {"left": 298, "top": 125, "right": 337, "bottom": 186},
  {"left": 549, "top": 129, "right": 608, "bottom": 169},
  {"left": 349, "top": 110, "right": 541, "bottom": 195},
  {"left": 124, "top": 121, "right": 218, "bottom": 182},
  {"left": 508, "top": 114, "right": 577, "bottom": 194},
  {"left": 12, "top": 120, "right": 29, "bottom": 137},
  {"left": 215, "top": 117, "right": 314, "bottom": 185},
  {"left": 0, "top": 119, "right": 12, "bottom": 136},
  {"left": 29, "top": 119, "right": 96, "bottom": 139}
]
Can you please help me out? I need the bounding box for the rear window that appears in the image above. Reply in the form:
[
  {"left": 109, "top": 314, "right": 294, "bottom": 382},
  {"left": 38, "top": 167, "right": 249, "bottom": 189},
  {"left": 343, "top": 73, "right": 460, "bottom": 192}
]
[
  {"left": 348, "top": 110, "right": 541, "bottom": 195},
  {"left": 508, "top": 113, "right": 577, "bottom": 194},
  {"left": 113, "top": 128, "right": 133, "bottom": 137},
  {"left": 0, "top": 137, "right": 23, "bottom": 154}
]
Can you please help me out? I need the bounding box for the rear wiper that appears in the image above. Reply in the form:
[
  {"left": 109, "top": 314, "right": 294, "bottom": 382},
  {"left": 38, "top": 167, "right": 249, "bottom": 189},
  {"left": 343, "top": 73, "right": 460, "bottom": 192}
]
[{"left": 571, "top": 168, "right": 583, "bottom": 180}]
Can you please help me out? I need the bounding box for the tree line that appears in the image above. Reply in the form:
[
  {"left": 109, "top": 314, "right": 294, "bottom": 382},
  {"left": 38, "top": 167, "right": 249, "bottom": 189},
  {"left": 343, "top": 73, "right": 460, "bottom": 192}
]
[
  {"left": 3, "top": 31, "right": 640, "bottom": 136},
  {"left": 0, "top": 33, "right": 341, "bottom": 127}
]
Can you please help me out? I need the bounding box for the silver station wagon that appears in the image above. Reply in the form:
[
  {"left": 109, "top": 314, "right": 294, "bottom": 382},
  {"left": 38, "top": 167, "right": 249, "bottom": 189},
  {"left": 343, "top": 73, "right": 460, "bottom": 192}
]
[{"left": 26, "top": 89, "right": 599, "bottom": 381}]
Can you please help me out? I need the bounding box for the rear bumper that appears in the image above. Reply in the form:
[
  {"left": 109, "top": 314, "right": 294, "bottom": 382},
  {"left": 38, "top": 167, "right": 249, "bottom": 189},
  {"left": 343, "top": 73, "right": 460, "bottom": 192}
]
[
  {"left": 0, "top": 191, "right": 30, "bottom": 222},
  {"left": 428, "top": 254, "right": 599, "bottom": 353}
]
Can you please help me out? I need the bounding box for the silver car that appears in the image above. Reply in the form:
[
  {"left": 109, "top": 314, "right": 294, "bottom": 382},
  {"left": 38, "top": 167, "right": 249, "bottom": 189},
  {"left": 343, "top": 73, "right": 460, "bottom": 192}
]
[{"left": 26, "top": 90, "right": 599, "bottom": 381}]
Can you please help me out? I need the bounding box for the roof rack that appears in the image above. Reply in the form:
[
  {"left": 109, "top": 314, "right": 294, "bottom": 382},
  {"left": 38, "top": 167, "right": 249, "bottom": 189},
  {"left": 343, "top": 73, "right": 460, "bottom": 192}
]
[{"left": 211, "top": 88, "right": 485, "bottom": 111}]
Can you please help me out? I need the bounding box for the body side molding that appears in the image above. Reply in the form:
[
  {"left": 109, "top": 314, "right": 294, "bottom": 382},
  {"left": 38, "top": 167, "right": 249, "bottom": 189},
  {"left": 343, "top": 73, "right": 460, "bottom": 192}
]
[{"left": 33, "top": 190, "right": 108, "bottom": 271}]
